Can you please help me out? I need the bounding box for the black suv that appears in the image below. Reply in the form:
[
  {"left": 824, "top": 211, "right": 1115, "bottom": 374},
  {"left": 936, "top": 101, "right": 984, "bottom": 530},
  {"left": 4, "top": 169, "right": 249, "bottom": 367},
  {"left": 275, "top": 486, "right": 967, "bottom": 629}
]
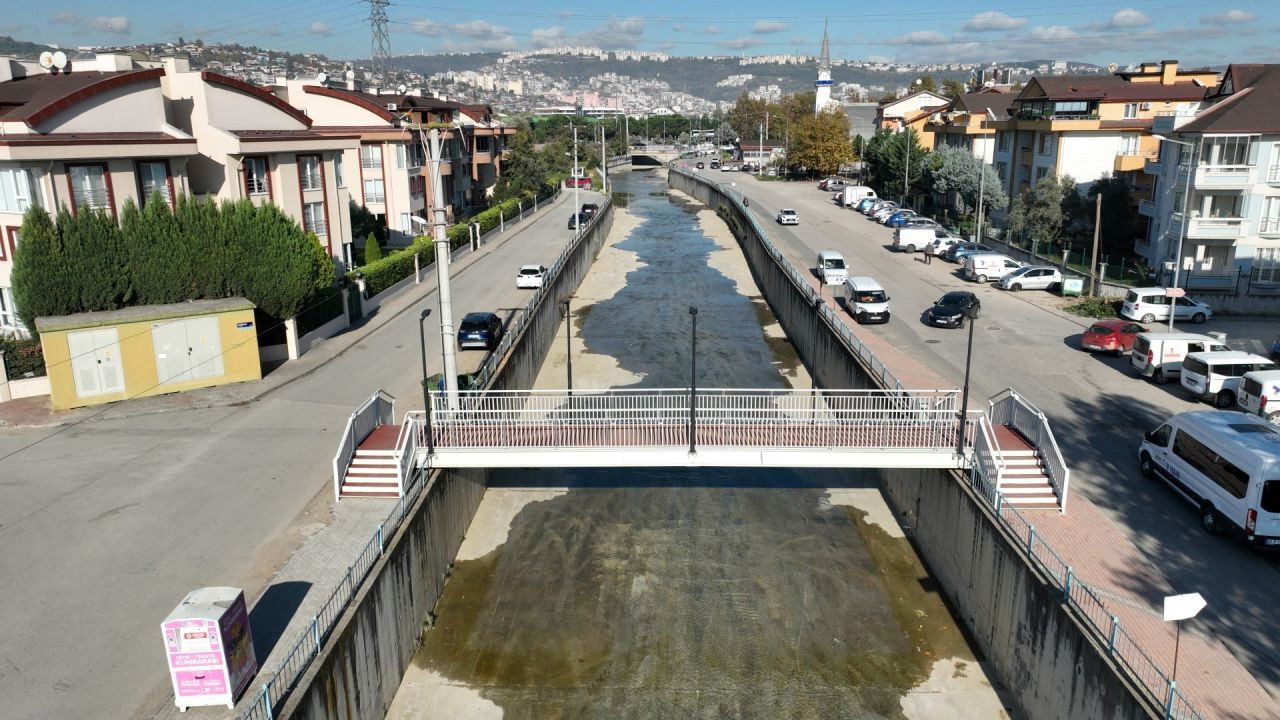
[
  {"left": 457, "top": 312, "right": 504, "bottom": 350},
  {"left": 568, "top": 211, "right": 591, "bottom": 229},
  {"left": 580, "top": 203, "right": 600, "bottom": 216}
]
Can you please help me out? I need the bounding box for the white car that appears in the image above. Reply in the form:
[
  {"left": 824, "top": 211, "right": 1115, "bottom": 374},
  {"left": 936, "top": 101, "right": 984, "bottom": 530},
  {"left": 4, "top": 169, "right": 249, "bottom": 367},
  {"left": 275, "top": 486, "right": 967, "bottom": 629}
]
[
  {"left": 776, "top": 209, "right": 799, "bottom": 225},
  {"left": 516, "top": 264, "right": 548, "bottom": 289},
  {"left": 997, "top": 265, "right": 1063, "bottom": 291}
]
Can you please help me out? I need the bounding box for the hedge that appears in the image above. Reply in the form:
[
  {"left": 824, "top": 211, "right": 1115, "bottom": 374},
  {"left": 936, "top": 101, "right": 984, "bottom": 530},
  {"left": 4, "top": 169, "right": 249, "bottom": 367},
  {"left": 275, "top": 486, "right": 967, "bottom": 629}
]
[
  {"left": 1, "top": 336, "right": 46, "bottom": 378},
  {"left": 296, "top": 286, "right": 345, "bottom": 336}
]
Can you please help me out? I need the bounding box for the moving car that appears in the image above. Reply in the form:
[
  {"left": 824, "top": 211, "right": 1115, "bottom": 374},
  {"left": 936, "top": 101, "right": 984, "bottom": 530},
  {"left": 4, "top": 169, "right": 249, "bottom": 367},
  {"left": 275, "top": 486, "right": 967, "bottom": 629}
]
[
  {"left": 457, "top": 312, "right": 504, "bottom": 351},
  {"left": 1237, "top": 369, "right": 1280, "bottom": 425},
  {"left": 695, "top": 161, "right": 705, "bottom": 169},
  {"left": 1130, "top": 332, "right": 1231, "bottom": 384},
  {"left": 709, "top": 160, "right": 721, "bottom": 169},
  {"left": 1081, "top": 320, "right": 1147, "bottom": 355},
  {"left": 568, "top": 211, "right": 591, "bottom": 229},
  {"left": 776, "top": 208, "right": 800, "bottom": 225},
  {"left": 1138, "top": 411, "right": 1280, "bottom": 543},
  {"left": 844, "top": 276, "right": 890, "bottom": 324},
  {"left": 997, "top": 265, "right": 1063, "bottom": 291},
  {"left": 581, "top": 203, "right": 600, "bottom": 216},
  {"left": 516, "top": 264, "right": 549, "bottom": 289},
  {"left": 926, "top": 292, "right": 980, "bottom": 328},
  {"left": 816, "top": 250, "right": 848, "bottom": 285},
  {"left": 1120, "top": 287, "right": 1212, "bottom": 324}
]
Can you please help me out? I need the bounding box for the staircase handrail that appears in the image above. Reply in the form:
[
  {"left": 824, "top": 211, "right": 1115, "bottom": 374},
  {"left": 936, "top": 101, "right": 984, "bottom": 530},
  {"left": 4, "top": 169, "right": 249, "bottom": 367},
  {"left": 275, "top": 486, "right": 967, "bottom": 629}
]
[
  {"left": 988, "top": 388, "right": 1070, "bottom": 513},
  {"left": 392, "top": 414, "right": 418, "bottom": 497},
  {"left": 973, "top": 411, "right": 1006, "bottom": 489},
  {"left": 332, "top": 389, "right": 397, "bottom": 502}
]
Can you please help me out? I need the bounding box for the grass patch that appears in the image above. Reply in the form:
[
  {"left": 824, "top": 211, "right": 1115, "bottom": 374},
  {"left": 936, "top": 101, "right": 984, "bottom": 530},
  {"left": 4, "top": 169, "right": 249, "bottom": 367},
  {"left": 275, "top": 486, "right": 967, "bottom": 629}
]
[{"left": 1064, "top": 296, "right": 1121, "bottom": 319}]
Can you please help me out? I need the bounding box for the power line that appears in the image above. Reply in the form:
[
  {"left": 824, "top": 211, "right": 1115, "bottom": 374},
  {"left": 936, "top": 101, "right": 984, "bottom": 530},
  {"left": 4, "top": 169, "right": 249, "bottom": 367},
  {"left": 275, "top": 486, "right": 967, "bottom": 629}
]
[{"left": 367, "top": 0, "right": 392, "bottom": 77}]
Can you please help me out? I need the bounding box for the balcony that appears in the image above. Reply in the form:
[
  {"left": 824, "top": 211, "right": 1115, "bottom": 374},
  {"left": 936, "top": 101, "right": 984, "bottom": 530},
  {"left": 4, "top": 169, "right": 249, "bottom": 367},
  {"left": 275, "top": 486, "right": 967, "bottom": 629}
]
[
  {"left": 304, "top": 218, "right": 327, "bottom": 237},
  {"left": 1194, "top": 165, "right": 1255, "bottom": 189},
  {"left": 360, "top": 159, "right": 382, "bottom": 171},
  {"left": 1152, "top": 111, "right": 1198, "bottom": 135},
  {"left": 1138, "top": 199, "right": 1158, "bottom": 218},
  {"left": 1115, "top": 151, "right": 1156, "bottom": 173},
  {"left": 1173, "top": 213, "right": 1245, "bottom": 240},
  {"left": 1268, "top": 164, "right": 1280, "bottom": 185},
  {"left": 1261, "top": 217, "right": 1280, "bottom": 237},
  {"left": 300, "top": 173, "right": 322, "bottom": 192},
  {"left": 1143, "top": 157, "right": 1162, "bottom": 175}
]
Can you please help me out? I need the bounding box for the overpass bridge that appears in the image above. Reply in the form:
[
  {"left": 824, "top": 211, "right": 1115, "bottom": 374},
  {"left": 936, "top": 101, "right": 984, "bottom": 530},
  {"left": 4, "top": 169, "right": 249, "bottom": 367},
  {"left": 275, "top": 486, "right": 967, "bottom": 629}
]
[
  {"left": 333, "top": 387, "right": 1066, "bottom": 510},
  {"left": 630, "top": 144, "right": 682, "bottom": 167}
]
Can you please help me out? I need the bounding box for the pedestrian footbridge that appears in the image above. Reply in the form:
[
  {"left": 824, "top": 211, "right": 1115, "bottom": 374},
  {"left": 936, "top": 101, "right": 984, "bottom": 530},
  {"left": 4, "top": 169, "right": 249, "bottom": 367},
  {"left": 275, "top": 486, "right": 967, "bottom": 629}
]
[{"left": 333, "top": 387, "right": 1069, "bottom": 511}]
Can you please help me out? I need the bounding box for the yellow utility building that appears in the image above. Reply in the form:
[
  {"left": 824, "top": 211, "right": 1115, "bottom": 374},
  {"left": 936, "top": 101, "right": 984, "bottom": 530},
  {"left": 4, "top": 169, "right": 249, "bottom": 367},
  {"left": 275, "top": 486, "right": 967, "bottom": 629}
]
[{"left": 38, "top": 298, "right": 262, "bottom": 410}]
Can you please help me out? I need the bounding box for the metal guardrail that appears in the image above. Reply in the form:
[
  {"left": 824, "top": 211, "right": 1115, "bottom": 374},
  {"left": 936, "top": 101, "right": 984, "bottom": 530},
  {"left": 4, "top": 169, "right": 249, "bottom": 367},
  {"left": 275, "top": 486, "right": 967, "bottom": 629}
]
[
  {"left": 416, "top": 388, "right": 967, "bottom": 453},
  {"left": 964, "top": 442, "right": 1205, "bottom": 720},
  {"left": 331, "top": 389, "right": 395, "bottom": 503},
  {"left": 238, "top": 464, "right": 430, "bottom": 720},
  {"left": 669, "top": 166, "right": 907, "bottom": 395},
  {"left": 988, "top": 388, "right": 1069, "bottom": 512}
]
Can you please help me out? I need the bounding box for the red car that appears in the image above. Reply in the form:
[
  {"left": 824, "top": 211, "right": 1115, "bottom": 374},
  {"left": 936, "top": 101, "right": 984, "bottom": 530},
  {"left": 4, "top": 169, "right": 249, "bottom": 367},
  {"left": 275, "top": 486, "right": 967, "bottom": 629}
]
[
  {"left": 564, "top": 176, "right": 591, "bottom": 188},
  {"left": 1081, "top": 319, "right": 1147, "bottom": 355}
]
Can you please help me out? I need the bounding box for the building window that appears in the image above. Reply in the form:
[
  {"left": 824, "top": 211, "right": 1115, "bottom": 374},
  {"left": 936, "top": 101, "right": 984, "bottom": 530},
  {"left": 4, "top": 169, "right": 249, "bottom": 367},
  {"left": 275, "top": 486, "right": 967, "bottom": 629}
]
[
  {"left": 302, "top": 202, "right": 326, "bottom": 236},
  {"left": 0, "top": 226, "right": 13, "bottom": 261},
  {"left": 1261, "top": 197, "right": 1280, "bottom": 235},
  {"left": 360, "top": 145, "right": 382, "bottom": 170},
  {"left": 996, "top": 161, "right": 1008, "bottom": 182},
  {"left": 136, "top": 161, "right": 171, "bottom": 206},
  {"left": 400, "top": 212, "right": 411, "bottom": 234},
  {"left": 1035, "top": 166, "right": 1049, "bottom": 183},
  {"left": 0, "top": 284, "right": 25, "bottom": 334},
  {"left": 407, "top": 143, "right": 425, "bottom": 168},
  {"left": 245, "top": 156, "right": 270, "bottom": 196},
  {"left": 1202, "top": 136, "right": 1255, "bottom": 167},
  {"left": 1120, "top": 135, "right": 1141, "bottom": 155},
  {"left": 334, "top": 154, "right": 345, "bottom": 187},
  {"left": 298, "top": 155, "right": 322, "bottom": 191},
  {"left": 68, "top": 164, "right": 112, "bottom": 213},
  {"left": 0, "top": 166, "right": 39, "bottom": 213},
  {"left": 394, "top": 144, "right": 407, "bottom": 169},
  {"left": 1123, "top": 103, "right": 1139, "bottom": 119},
  {"left": 1255, "top": 247, "right": 1280, "bottom": 284},
  {"left": 997, "top": 132, "right": 1010, "bottom": 152},
  {"left": 363, "top": 178, "right": 385, "bottom": 204}
]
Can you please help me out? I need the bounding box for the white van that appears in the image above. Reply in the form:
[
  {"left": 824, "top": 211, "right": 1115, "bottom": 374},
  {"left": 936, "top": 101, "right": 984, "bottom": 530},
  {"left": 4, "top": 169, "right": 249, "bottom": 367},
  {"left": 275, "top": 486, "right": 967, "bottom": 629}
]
[
  {"left": 840, "top": 186, "right": 877, "bottom": 207},
  {"left": 1180, "top": 351, "right": 1277, "bottom": 407},
  {"left": 816, "top": 250, "right": 848, "bottom": 285},
  {"left": 1237, "top": 369, "right": 1280, "bottom": 425},
  {"left": 843, "top": 276, "right": 890, "bottom": 324},
  {"left": 1120, "top": 287, "right": 1213, "bottom": 324},
  {"left": 1130, "top": 332, "right": 1231, "bottom": 384},
  {"left": 964, "top": 253, "right": 1023, "bottom": 283},
  {"left": 1138, "top": 411, "right": 1280, "bottom": 544},
  {"left": 893, "top": 226, "right": 954, "bottom": 253}
]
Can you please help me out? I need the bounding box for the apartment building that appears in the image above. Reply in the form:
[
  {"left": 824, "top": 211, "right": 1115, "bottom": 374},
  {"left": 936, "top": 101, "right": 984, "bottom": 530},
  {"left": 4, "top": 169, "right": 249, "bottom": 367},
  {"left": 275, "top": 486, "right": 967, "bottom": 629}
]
[
  {"left": 396, "top": 94, "right": 515, "bottom": 218},
  {"left": 987, "top": 61, "right": 1215, "bottom": 210},
  {"left": 0, "top": 53, "right": 201, "bottom": 336},
  {"left": 922, "top": 90, "right": 1014, "bottom": 162},
  {"left": 1140, "top": 64, "right": 1280, "bottom": 289},
  {"left": 874, "top": 90, "right": 950, "bottom": 132},
  {"left": 159, "top": 58, "right": 358, "bottom": 265}
]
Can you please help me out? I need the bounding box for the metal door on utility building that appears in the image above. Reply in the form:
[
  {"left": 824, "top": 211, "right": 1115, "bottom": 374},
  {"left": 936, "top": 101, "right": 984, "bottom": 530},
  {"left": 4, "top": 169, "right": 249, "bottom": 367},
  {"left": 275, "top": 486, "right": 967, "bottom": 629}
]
[
  {"left": 67, "top": 328, "right": 124, "bottom": 397},
  {"left": 152, "top": 316, "right": 224, "bottom": 385}
]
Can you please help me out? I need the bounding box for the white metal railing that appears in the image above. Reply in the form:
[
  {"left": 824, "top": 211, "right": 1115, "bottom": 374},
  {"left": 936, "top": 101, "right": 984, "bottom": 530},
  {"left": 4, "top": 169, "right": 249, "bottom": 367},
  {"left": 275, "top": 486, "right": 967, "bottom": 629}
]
[
  {"left": 364, "top": 191, "right": 385, "bottom": 204},
  {"left": 419, "top": 388, "right": 968, "bottom": 454},
  {"left": 1261, "top": 217, "right": 1280, "bottom": 235},
  {"left": 304, "top": 217, "right": 327, "bottom": 237},
  {"left": 973, "top": 412, "right": 1006, "bottom": 489},
  {"left": 1269, "top": 164, "right": 1280, "bottom": 184},
  {"left": 360, "top": 158, "right": 382, "bottom": 170},
  {"left": 300, "top": 173, "right": 322, "bottom": 191},
  {"left": 393, "top": 414, "right": 418, "bottom": 496},
  {"left": 73, "top": 187, "right": 111, "bottom": 210},
  {"left": 246, "top": 176, "right": 269, "bottom": 196},
  {"left": 332, "top": 389, "right": 395, "bottom": 502},
  {"left": 988, "top": 388, "right": 1069, "bottom": 512}
]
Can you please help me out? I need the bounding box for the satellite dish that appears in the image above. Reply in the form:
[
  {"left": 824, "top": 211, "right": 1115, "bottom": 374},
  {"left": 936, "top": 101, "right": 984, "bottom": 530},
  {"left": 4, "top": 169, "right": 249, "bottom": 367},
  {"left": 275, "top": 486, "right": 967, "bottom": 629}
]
[
  {"left": 39, "top": 51, "right": 55, "bottom": 69},
  {"left": 397, "top": 83, "right": 407, "bottom": 94},
  {"left": 344, "top": 68, "right": 356, "bottom": 81},
  {"left": 316, "top": 72, "right": 328, "bottom": 84},
  {"left": 52, "top": 51, "right": 68, "bottom": 70},
  {"left": 1108, "top": 63, "right": 1118, "bottom": 74}
]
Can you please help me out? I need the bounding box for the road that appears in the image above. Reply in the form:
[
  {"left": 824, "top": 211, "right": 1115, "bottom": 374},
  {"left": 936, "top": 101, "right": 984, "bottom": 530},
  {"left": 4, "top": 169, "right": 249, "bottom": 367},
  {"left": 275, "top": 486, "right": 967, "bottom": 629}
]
[
  {"left": 686, "top": 163, "right": 1280, "bottom": 703},
  {"left": 0, "top": 188, "right": 600, "bottom": 720}
]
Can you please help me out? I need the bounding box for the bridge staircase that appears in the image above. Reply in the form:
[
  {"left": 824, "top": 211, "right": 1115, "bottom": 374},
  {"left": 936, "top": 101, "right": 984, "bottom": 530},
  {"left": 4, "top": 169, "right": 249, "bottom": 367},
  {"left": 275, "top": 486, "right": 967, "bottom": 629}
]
[
  {"left": 976, "top": 390, "right": 1069, "bottom": 512},
  {"left": 332, "top": 390, "right": 419, "bottom": 501}
]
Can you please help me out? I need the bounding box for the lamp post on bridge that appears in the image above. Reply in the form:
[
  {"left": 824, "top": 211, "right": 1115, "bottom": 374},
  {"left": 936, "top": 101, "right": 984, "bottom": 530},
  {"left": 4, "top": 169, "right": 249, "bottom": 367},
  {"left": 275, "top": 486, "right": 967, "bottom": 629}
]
[
  {"left": 688, "top": 305, "right": 698, "bottom": 456},
  {"left": 417, "top": 309, "right": 436, "bottom": 458},
  {"left": 560, "top": 296, "right": 574, "bottom": 396},
  {"left": 956, "top": 306, "right": 976, "bottom": 459}
]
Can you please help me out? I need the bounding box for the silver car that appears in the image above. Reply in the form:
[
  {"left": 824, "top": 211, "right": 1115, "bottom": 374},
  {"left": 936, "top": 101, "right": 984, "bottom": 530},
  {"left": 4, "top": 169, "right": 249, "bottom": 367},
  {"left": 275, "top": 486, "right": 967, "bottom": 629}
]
[{"left": 996, "top": 265, "right": 1063, "bottom": 291}]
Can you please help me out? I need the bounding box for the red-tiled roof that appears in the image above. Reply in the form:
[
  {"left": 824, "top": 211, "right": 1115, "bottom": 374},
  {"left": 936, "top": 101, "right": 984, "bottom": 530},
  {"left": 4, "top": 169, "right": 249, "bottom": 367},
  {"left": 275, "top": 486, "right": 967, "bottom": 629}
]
[
  {"left": 200, "top": 71, "right": 313, "bottom": 127},
  {"left": 302, "top": 85, "right": 397, "bottom": 122},
  {"left": 1179, "top": 64, "right": 1280, "bottom": 134},
  {"left": 0, "top": 131, "right": 197, "bottom": 147},
  {"left": 0, "top": 68, "right": 164, "bottom": 128},
  {"left": 1025, "top": 75, "right": 1207, "bottom": 102}
]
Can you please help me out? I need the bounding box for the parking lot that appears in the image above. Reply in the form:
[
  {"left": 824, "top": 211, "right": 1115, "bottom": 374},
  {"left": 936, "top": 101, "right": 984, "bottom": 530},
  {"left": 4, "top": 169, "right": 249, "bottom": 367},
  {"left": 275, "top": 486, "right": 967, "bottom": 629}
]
[{"left": 687, "top": 162, "right": 1280, "bottom": 707}]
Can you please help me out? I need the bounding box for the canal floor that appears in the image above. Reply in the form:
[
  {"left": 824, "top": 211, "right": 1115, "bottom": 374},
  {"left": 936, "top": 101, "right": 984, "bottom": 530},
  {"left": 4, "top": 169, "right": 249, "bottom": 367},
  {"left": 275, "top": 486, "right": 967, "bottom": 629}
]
[{"left": 386, "top": 172, "right": 1012, "bottom": 719}]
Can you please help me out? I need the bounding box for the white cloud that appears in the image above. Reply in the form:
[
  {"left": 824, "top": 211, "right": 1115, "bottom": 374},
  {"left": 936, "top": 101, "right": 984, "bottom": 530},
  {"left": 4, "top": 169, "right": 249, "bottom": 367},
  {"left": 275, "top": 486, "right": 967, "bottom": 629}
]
[
  {"left": 1029, "top": 25, "right": 1077, "bottom": 41},
  {"left": 1105, "top": 9, "right": 1151, "bottom": 29},
  {"left": 308, "top": 21, "right": 331, "bottom": 37},
  {"left": 591, "top": 17, "right": 645, "bottom": 51},
  {"left": 718, "top": 36, "right": 761, "bottom": 50},
  {"left": 1201, "top": 9, "right": 1255, "bottom": 25},
  {"left": 671, "top": 23, "right": 684, "bottom": 33},
  {"left": 703, "top": 25, "right": 721, "bottom": 35},
  {"left": 962, "top": 11, "right": 1026, "bottom": 32},
  {"left": 751, "top": 21, "right": 788, "bottom": 34},
  {"left": 888, "top": 30, "right": 948, "bottom": 46},
  {"left": 50, "top": 11, "right": 79, "bottom": 25},
  {"left": 530, "top": 26, "right": 568, "bottom": 48},
  {"left": 408, "top": 19, "right": 515, "bottom": 51},
  {"left": 87, "top": 16, "right": 131, "bottom": 35}
]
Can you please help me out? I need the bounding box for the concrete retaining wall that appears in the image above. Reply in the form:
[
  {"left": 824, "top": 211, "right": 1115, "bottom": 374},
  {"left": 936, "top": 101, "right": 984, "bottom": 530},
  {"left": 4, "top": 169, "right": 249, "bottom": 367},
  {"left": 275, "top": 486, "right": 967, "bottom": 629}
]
[{"left": 877, "top": 467, "right": 1155, "bottom": 720}]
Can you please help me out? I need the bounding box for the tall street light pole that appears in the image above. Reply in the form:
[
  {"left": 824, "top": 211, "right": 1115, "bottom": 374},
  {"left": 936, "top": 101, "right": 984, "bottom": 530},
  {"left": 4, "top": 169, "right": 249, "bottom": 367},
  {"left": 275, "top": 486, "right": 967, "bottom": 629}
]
[
  {"left": 956, "top": 306, "right": 977, "bottom": 458},
  {"left": 1156, "top": 134, "right": 1198, "bottom": 333},
  {"left": 426, "top": 126, "right": 460, "bottom": 410},
  {"left": 560, "top": 297, "right": 573, "bottom": 395},
  {"left": 688, "top": 305, "right": 698, "bottom": 456},
  {"left": 417, "top": 309, "right": 436, "bottom": 457},
  {"left": 573, "top": 125, "right": 581, "bottom": 240}
]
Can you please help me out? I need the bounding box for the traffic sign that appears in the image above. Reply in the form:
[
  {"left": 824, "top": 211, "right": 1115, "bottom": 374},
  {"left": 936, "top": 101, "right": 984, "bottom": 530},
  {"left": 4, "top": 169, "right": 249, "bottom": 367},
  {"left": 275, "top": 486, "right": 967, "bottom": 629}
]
[{"left": 1165, "top": 287, "right": 1186, "bottom": 298}]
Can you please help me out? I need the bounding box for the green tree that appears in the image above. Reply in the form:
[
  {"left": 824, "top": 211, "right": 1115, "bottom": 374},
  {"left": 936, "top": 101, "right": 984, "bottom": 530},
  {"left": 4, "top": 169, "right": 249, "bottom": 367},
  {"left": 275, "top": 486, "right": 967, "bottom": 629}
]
[
  {"left": 1088, "top": 175, "right": 1139, "bottom": 255},
  {"left": 231, "top": 201, "right": 327, "bottom": 319},
  {"left": 788, "top": 108, "right": 855, "bottom": 177},
  {"left": 727, "top": 92, "right": 770, "bottom": 143},
  {"left": 1007, "top": 175, "right": 1068, "bottom": 246},
  {"left": 10, "top": 206, "right": 66, "bottom": 333},
  {"left": 176, "top": 194, "right": 231, "bottom": 299},
  {"left": 917, "top": 75, "right": 937, "bottom": 93},
  {"left": 926, "top": 145, "right": 1008, "bottom": 221},
  {"left": 941, "top": 78, "right": 966, "bottom": 98},
  {"left": 864, "top": 128, "right": 928, "bottom": 201},
  {"left": 122, "top": 195, "right": 191, "bottom": 304},
  {"left": 61, "top": 207, "right": 130, "bottom": 313},
  {"left": 363, "top": 232, "right": 382, "bottom": 264}
]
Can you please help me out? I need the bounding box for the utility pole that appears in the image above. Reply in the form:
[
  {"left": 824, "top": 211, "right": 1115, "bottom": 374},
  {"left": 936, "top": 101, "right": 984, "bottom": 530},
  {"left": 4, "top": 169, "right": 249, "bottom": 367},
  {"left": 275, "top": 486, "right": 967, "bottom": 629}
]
[
  {"left": 573, "top": 125, "right": 580, "bottom": 238},
  {"left": 758, "top": 122, "right": 764, "bottom": 177},
  {"left": 428, "top": 127, "right": 459, "bottom": 409},
  {"left": 600, "top": 124, "right": 608, "bottom": 195},
  {"left": 903, "top": 129, "right": 911, "bottom": 206},
  {"left": 1090, "top": 192, "right": 1102, "bottom": 296},
  {"left": 975, "top": 150, "right": 987, "bottom": 243}
]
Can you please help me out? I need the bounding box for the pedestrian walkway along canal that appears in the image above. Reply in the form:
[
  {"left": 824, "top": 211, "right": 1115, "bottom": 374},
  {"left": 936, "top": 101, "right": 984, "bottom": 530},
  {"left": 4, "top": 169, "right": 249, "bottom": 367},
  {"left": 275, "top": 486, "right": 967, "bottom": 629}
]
[{"left": 386, "top": 171, "right": 1013, "bottom": 718}]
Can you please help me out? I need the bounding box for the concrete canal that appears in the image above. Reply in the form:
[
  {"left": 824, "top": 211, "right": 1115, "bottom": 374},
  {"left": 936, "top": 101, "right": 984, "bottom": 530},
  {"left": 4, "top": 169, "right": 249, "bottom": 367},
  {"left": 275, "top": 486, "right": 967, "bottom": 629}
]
[{"left": 386, "top": 171, "right": 1012, "bottom": 718}]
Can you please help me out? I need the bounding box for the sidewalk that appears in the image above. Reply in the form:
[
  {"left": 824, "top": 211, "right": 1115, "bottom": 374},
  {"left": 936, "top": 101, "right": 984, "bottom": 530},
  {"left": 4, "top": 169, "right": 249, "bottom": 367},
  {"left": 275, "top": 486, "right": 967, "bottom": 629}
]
[{"left": 0, "top": 188, "right": 574, "bottom": 430}]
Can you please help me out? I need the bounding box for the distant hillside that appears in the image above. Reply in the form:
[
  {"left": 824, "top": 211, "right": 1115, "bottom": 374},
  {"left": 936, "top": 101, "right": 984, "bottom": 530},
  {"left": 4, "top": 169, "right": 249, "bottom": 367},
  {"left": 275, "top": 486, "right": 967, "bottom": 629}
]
[{"left": 0, "top": 35, "right": 63, "bottom": 59}]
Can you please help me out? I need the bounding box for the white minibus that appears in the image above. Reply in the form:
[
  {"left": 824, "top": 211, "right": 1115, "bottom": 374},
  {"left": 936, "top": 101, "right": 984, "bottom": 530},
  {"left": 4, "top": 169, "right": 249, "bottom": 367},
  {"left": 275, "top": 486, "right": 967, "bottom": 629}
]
[{"left": 1180, "top": 351, "right": 1276, "bottom": 407}]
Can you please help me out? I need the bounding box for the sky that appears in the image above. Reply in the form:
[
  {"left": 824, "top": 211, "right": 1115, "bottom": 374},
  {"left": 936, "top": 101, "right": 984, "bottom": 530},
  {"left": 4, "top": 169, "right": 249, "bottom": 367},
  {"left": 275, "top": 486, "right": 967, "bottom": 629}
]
[{"left": 5, "top": 0, "right": 1279, "bottom": 66}]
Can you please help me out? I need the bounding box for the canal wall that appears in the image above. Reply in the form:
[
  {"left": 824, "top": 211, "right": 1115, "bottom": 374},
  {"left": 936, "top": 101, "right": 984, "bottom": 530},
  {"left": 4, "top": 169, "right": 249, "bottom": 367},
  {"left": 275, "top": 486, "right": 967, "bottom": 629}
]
[
  {"left": 279, "top": 204, "right": 616, "bottom": 720},
  {"left": 669, "top": 168, "right": 1156, "bottom": 720}
]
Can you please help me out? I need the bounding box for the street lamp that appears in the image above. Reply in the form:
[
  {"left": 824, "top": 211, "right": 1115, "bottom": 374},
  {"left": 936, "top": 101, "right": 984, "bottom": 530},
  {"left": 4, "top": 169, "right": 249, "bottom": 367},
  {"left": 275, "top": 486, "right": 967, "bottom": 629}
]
[
  {"left": 956, "top": 305, "right": 977, "bottom": 458},
  {"left": 417, "top": 309, "right": 436, "bottom": 457},
  {"left": 560, "top": 297, "right": 574, "bottom": 394},
  {"left": 688, "top": 305, "right": 698, "bottom": 456},
  {"left": 1155, "top": 134, "right": 1199, "bottom": 333}
]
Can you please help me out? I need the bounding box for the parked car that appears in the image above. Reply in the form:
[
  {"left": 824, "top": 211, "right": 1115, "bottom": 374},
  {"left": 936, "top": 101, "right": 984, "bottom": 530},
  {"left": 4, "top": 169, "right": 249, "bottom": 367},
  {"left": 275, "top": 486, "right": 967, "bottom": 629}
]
[
  {"left": 695, "top": 161, "right": 705, "bottom": 169},
  {"left": 816, "top": 250, "right": 848, "bottom": 285},
  {"left": 1081, "top": 320, "right": 1147, "bottom": 355},
  {"left": 719, "top": 163, "right": 732, "bottom": 172},
  {"left": 568, "top": 211, "right": 591, "bottom": 229},
  {"left": 901, "top": 217, "right": 941, "bottom": 229},
  {"left": 565, "top": 176, "right": 591, "bottom": 188},
  {"left": 1131, "top": 332, "right": 1231, "bottom": 384},
  {"left": 840, "top": 186, "right": 877, "bottom": 207},
  {"left": 1237, "top": 369, "right": 1280, "bottom": 425},
  {"left": 884, "top": 210, "right": 919, "bottom": 228},
  {"left": 776, "top": 208, "right": 800, "bottom": 225},
  {"left": 854, "top": 197, "right": 878, "bottom": 214},
  {"left": 997, "top": 265, "right": 1063, "bottom": 291},
  {"left": 926, "top": 292, "right": 981, "bottom": 328},
  {"left": 945, "top": 243, "right": 994, "bottom": 263},
  {"left": 1120, "top": 287, "right": 1212, "bottom": 324},
  {"left": 457, "top": 311, "right": 504, "bottom": 351},
  {"left": 1181, "top": 351, "right": 1277, "bottom": 407},
  {"left": 866, "top": 200, "right": 898, "bottom": 217},
  {"left": 515, "top": 264, "right": 549, "bottom": 289},
  {"left": 581, "top": 203, "right": 600, "bottom": 216},
  {"left": 872, "top": 206, "right": 902, "bottom": 222},
  {"left": 964, "top": 253, "right": 1023, "bottom": 283},
  {"left": 709, "top": 160, "right": 721, "bottom": 169}
]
